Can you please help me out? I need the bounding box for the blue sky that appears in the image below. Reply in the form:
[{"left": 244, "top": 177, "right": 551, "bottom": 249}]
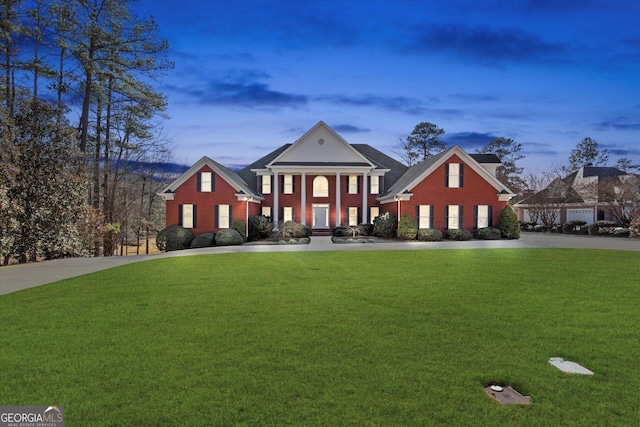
[{"left": 134, "top": 0, "right": 640, "bottom": 172}]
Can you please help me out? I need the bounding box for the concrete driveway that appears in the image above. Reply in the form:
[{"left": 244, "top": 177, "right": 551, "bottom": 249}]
[{"left": 1, "top": 233, "right": 638, "bottom": 296}]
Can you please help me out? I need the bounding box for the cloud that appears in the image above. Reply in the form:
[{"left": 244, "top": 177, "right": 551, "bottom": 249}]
[
  {"left": 597, "top": 117, "right": 640, "bottom": 131},
  {"left": 445, "top": 132, "right": 498, "bottom": 149},
  {"left": 315, "top": 94, "right": 427, "bottom": 115},
  {"left": 332, "top": 124, "right": 371, "bottom": 133},
  {"left": 165, "top": 71, "right": 308, "bottom": 109},
  {"left": 408, "top": 23, "right": 569, "bottom": 66},
  {"left": 449, "top": 93, "right": 500, "bottom": 102}
]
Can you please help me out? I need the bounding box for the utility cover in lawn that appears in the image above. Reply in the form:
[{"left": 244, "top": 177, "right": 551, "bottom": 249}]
[{"left": 549, "top": 357, "right": 594, "bottom": 375}]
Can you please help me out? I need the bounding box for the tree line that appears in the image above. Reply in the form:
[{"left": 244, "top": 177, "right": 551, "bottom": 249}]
[{"left": 1, "top": 0, "right": 174, "bottom": 264}]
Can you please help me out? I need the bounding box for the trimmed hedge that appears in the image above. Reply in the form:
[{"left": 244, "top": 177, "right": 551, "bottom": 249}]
[
  {"left": 155, "top": 225, "right": 193, "bottom": 252},
  {"left": 215, "top": 228, "right": 244, "bottom": 246},
  {"left": 417, "top": 228, "right": 443, "bottom": 241},
  {"left": 446, "top": 229, "right": 473, "bottom": 241},
  {"left": 190, "top": 232, "right": 214, "bottom": 248},
  {"left": 474, "top": 227, "right": 502, "bottom": 240}
]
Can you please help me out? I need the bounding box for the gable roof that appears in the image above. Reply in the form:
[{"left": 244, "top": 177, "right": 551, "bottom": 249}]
[
  {"left": 378, "top": 145, "right": 515, "bottom": 202},
  {"left": 514, "top": 166, "right": 634, "bottom": 206},
  {"left": 159, "top": 156, "right": 262, "bottom": 199},
  {"left": 267, "top": 121, "right": 375, "bottom": 168}
]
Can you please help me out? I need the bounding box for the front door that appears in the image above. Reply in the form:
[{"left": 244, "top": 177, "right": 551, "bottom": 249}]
[{"left": 312, "top": 204, "right": 330, "bottom": 228}]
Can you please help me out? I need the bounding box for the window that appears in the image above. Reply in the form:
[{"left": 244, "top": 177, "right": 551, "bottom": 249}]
[
  {"left": 313, "top": 176, "right": 329, "bottom": 197},
  {"left": 417, "top": 205, "right": 432, "bottom": 229},
  {"left": 262, "top": 175, "right": 272, "bottom": 194},
  {"left": 369, "top": 207, "right": 380, "bottom": 224},
  {"left": 217, "top": 204, "right": 230, "bottom": 228},
  {"left": 446, "top": 205, "right": 462, "bottom": 230},
  {"left": 198, "top": 172, "right": 213, "bottom": 192},
  {"left": 369, "top": 175, "right": 380, "bottom": 194},
  {"left": 475, "top": 205, "right": 491, "bottom": 228},
  {"left": 261, "top": 206, "right": 272, "bottom": 219},
  {"left": 348, "top": 207, "right": 359, "bottom": 226},
  {"left": 283, "top": 175, "right": 294, "bottom": 194},
  {"left": 180, "top": 204, "right": 196, "bottom": 229},
  {"left": 446, "top": 163, "right": 464, "bottom": 188},
  {"left": 347, "top": 175, "right": 358, "bottom": 194},
  {"left": 283, "top": 206, "right": 294, "bottom": 222}
]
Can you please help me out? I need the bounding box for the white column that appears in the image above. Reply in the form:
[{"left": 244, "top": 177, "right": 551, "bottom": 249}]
[
  {"left": 300, "top": 173, "right": 306, "bottom": 225},
  {"left": 361, "top": 173, "right": 368, "bottom": 224},
  {"left": 335, "top": 173, "right": 341, "bottom": 226},
  {"left": 273, "top": 172, "right": 279, "bottom": 229}
]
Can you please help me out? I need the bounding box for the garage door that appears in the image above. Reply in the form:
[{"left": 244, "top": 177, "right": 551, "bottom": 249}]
[{"left": 566, "top": 208, "right": 594, "bottom": 223}]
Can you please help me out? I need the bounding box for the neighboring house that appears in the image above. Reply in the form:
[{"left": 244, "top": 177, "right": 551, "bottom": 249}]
[
  {"left": 513, "top": 166, "right": 639, "bottom": 225},
  {"left": 159, "top": 121, "right": 515, "bottom": 236}
]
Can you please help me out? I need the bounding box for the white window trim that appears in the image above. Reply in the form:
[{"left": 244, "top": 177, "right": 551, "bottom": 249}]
[
  {"left": 348, "top": 207, "right": 358, "bottom": 226},
  {"left": 313, "top": 176, "right": 329, "bottom": 197},
  {"left": 218, "top": 204, "right": 230, "bottom": 229},
  {"left": 369, "top": 207, "right": 380, "bottom": 224},
  {"left": 182, "top": 204, "right": 194, "bottom": 229},
  {"left": 200, "top": 172, "right": 212, "bottom": 192},
  {"left": 348, "top": 175, "right": 358, "bottom": 194},
  {"left": 448, "top": 163, "right": 460, "bottom": 188},
  {"left": 448, "top": 205, "right": 460, "bottom": 230},
  {"left": 477, "top": 205, "right": 489, "bottom": 228},
  {"left": 418, "top": 205, "right": 431, "bottom": 229},
  {"left": 283, "top": 175, "right": 294, "bottom": 194},
  {"left": 262, "top": 175, "right": 272, "bottom": 194},
  {"left": 370, "top": 175, "right": 380, "bottom": 194},
  {"left": 283, "top": 206, "right": 294, "bottom": 222}
]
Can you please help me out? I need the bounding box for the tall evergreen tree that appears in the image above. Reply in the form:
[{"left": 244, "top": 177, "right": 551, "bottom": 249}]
[
  {"left": 567, "top": 137, "right": 609, "bottom": 171},
  {"left": 478, "top": 137, "right": 525, "bottom": 192}
]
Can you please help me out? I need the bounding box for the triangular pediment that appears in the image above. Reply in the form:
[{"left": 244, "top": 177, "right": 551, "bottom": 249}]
[{"left": 268, "top": 121, "right": 374, "bottom": 167}]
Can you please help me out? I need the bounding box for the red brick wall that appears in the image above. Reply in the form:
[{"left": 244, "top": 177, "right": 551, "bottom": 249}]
[
  {"left": 401, "top": 155, "right": 507, "bottom": 231},
  {"left": 165, "top": 165, "right": 250, "bottom": 235}
]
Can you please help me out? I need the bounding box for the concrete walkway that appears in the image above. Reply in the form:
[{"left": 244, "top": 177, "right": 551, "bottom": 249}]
[{"left": 1, "top": 233, "right": 638, "bottom": 295}]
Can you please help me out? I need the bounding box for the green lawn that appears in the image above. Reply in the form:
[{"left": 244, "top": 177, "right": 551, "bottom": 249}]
[{"left": 1, "top": 249, "right": 639, "bottom": 426}]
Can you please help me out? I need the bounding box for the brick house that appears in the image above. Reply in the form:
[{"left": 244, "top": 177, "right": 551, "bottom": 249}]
[{"left": 159, "top": 121, "right": 515, "bottom": 236}]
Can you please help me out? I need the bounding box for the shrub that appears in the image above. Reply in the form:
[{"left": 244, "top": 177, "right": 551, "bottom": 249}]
[
  {"left": 214, "top": 228, "right": 244, "bottom": 246},
  {"left": 332, "top": 226, "right": 349, "bottom": 237},
  {"left": 498, "top": 206, "right": 520, "bottom": 239},
  {"left": 588, "top": 220, "right": 619, "bottom": 236},
  {"left": 474, "top": 227, "right": 502, "bottom": 240},
  {"left": 276, "top": 221, "right": 311, "bottom": 239},
  {"left": 357, "top": 223, "right": 374, "bottom": 236},
  {"left": 233, "top": 219, "right": 247, "bottom": 242},
  {"left": 155, "top": 225, "right": 193, "bottom": 252},
  {"left": 416, "top": 228, "right": 443, "bottom": 241},
  {"left": 630, "top": 216, "right": 640, "bottom": 239},
  {"left": 248, "top": 216, "right": 273, "bottom": 241},
  {"left": 613, "top": 228, "right": 630, "bottom": 238},
  {"left": 446, "top": 229, "right": 473, "bottom": 241},
  {"left": 190, "top": 233, "right": 215, "bottom": 248},
  {"left": 396, "top": 213, "right": 417, "bottom": 240},
  {"left": 562, "top": 220, "right": 587, "bottom": 234},
  {"left": 372, "top": 212, "right": 397, "bottom": 239}
]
